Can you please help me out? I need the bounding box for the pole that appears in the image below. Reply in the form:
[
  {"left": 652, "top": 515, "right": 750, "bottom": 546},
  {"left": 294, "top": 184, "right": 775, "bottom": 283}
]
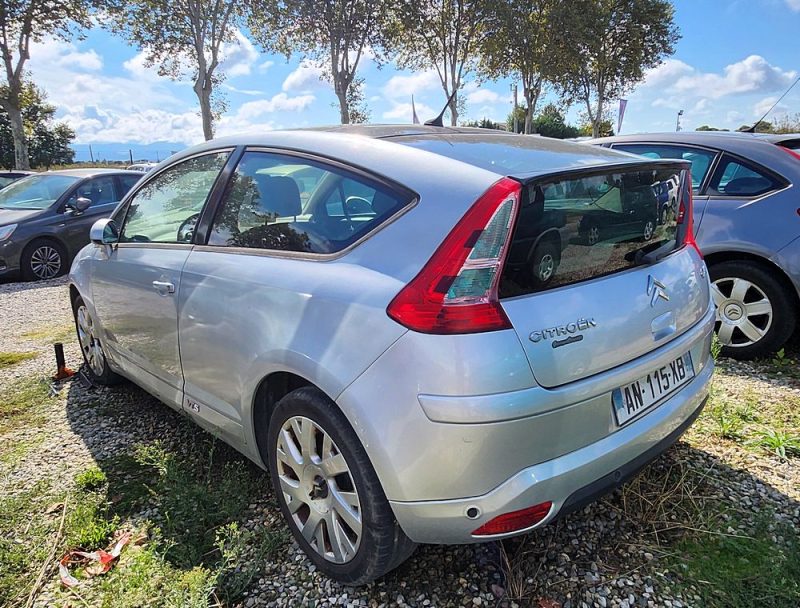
[
  {"left": 512, "top": 84, "right": 519, "bottom": 133},
  {"left": 129, "top": 149, "right": 134, "bottom": 165},
  {"left": 88, "top": 144, "right": 94, "bottom": 163},
  {"left": 676, "top": 110, "right": 684, "bottom": 132}
]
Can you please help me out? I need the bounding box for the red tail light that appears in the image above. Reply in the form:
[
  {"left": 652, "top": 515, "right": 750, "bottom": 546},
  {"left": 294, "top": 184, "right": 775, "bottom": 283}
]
[
  {"left": 677, "top": 171, "right": 702, "bottom": 259},
  {"left": 472, "top": 501, "right": 553, "bottom": 536},
  {"left": 387, "top": 177, "right": 520, "bottom": 334},
  {"left": 780, "top": 145, "right": 800, "bottom": 161}
]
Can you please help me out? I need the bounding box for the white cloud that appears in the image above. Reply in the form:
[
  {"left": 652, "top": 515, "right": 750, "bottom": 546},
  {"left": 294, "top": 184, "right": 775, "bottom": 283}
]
[
  {"left": 236, "top": 93, "right": 315, "bottom": 119},
  {"left": 641, "top": 59, "right": 694, "bottom": 89},
  {"left": 29, "top": 38, "right": 103, "bottom": 72},
  {"left": 787, "top": 0, "right": 800, "bottom": 10},
  {"left": 752, "top": 96, "right": 788, "bottom": 119},
  {"left": 382, "top": 71, "right": 440, "bottom": 100},
  {"left": 219, "top": 30, "right": 260, "bottom": 78},
  {"left": 382, "top": 101, "right": 435, "bottom": 122},
  {"left": 671, "top": 55, "right": 796, "bottom": 98},
  {"left": 466, "top": 88, "right": 505, "bottom": 105},
  {"left": 282, "top": 60, "right": 327, "bottom": 92},
  {"left": 726, "top": 110, "right": 744, "bottom": 124},
  {"left": 258, "top": 60, "right": 275, "bottom": 73}
]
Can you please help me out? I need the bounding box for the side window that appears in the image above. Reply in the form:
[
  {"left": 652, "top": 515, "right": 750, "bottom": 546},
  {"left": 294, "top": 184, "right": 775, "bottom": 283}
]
[
  {"left": 70, "top": 176, "right": 117, "bottom": 206},
  {"left": 612, "top": 144, "right": 716, "bottom": 191},
  {"left": 118, "top": 174, "right": 142, "bottom": 198},
  {"left": 208, "top": 151, "right": 411, "bottom": 254},
  {"left": 710, "top": 155, "right": 779, "bottom": 197},
  {"left": 120, "top": 152, "right": 228, "bottom": 244}
]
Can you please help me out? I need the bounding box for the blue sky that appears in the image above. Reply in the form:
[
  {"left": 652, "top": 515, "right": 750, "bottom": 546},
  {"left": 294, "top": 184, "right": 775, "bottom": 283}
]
[{"left": 23, "top": 0, "right": 800, "bottom": 161}]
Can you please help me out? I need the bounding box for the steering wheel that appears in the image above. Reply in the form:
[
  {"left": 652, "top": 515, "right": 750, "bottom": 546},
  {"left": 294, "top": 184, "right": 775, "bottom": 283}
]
[{"left": 177, "top": 213, "right": 200, "bottom": 243}]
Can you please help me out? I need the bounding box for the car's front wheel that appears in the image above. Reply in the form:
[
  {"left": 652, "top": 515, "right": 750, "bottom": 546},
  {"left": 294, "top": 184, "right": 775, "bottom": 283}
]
[
  {"left": 22, "top": 238, "right": 68, "bottom": 281},
  {"left": 268, "top": 387, "right": 415, "bottom": 585},
  {"left": 709, "top": 260, "right": 796, "bottom": 360},
  {"left": 72, "top": 296, "right": 123, "bottom": 385}
]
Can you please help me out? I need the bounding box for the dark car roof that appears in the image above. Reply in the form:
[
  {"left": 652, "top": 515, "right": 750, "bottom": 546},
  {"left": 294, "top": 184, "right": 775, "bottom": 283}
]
[{"left": 37, "top": 168, "right": 142, "bottom": 178}]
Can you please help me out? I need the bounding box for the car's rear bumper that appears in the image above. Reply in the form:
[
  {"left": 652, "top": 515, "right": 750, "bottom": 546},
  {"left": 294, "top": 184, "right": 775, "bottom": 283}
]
[{"left": 389, "top": 355, "right": 712, "bottom": 544}]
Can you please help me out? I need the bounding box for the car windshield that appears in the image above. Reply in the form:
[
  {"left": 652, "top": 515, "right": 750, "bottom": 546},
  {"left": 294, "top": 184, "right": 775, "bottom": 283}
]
[{"left": 0, "top": 174, "right": 79, "bottom": 209}]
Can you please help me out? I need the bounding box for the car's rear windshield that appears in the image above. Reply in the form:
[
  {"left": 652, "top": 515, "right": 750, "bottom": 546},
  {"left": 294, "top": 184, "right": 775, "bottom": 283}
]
[{"left": 499, "top": 163, "right": 688, "bottom": 298}]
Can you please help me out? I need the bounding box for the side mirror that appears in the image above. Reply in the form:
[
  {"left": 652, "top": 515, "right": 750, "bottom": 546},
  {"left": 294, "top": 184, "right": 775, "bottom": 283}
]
[
  {"left": 75, "top": 197, "right": 92, "bottom": 212},
  {"left": 90, "top": 218, "right": 119, "bottom": 246}
]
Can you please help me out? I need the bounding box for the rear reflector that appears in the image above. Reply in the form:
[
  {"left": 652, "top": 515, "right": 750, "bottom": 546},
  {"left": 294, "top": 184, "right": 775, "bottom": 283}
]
[
  {"left": 472, "top": 501, "right": 553, "bottom": 536},
  {"left": 387, "top": 177, "right": 520, "bottom": 334}
]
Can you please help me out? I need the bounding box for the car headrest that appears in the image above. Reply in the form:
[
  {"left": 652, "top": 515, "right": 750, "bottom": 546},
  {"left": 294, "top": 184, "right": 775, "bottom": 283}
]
[
  {"left": 252, "top": 174, "right": 301, "bottom": 218},
  {"left": 370, "top": 191, "right": 396, "bottom": 216},
  {"left": 723, "top": 177, "right": 770, "bottom": 196}
]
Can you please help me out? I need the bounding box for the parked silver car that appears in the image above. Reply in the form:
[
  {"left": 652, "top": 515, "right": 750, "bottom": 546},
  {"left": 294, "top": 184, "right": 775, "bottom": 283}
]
[
  {"left": 69, "top": 127, "right": 714, "bottom": 583},
  {"left": 591, "top": 132, "right": 800, "bottom": 359}
]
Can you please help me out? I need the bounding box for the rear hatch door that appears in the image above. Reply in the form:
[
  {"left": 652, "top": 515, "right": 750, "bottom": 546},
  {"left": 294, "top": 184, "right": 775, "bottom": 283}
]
[{"left": 500, "top": 161, "right": 709, "bottom": 388}]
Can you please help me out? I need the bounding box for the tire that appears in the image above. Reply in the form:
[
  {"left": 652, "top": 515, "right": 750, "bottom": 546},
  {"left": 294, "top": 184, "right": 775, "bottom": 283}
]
[
  {"left": 709, "top": 260, "right": 796, "bottom": 360},
  {"left": 21, "top": 238, "right": 68, "bottom": 281},
  {"left": 583, "top": 221, "right": 601, "bottom": 246},
  {"left": 268, "top": 387, "right": 416, "bottom": 585},
  {"left": 72, "top": 295, "right": 123, "bottom": 385},
  {"left": 530, "top": 239, "right": 560, "bottom": 286},
  {"left": 642, "top": 219, "right": 655, "bottom": 241}
]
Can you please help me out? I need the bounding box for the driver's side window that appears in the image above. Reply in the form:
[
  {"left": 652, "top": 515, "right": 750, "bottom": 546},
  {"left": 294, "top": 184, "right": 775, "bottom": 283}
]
[{"left": 120, "top": 152, "right": 228, "bottom": 244}]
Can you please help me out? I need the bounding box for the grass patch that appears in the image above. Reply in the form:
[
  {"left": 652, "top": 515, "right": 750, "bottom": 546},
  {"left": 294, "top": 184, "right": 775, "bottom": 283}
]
[
  {"left": 0, "top": 351, "right": 38, "bottom": 369},
  {"left": 675, "top": 518, "right": 800, "bottom": 607},
  {"left": 0, "top": 376, "right": 56, "bottom": 434},
  {"left": 48, "top": 437, "right": 285, "bottom": 606},
  {"left": 19, "top": 324, "right": 75, "bottom": 344}
]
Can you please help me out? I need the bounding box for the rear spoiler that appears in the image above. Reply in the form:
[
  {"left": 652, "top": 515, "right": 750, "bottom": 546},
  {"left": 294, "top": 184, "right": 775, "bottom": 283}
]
[{"left": 508, "top": 159, "right": 692, "bottom": 186}]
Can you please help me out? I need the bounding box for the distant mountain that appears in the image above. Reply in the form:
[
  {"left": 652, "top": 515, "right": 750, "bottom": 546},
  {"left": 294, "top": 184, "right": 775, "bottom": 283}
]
[{"left": 71, "top": 142, "right": 190, "bottom": 164}]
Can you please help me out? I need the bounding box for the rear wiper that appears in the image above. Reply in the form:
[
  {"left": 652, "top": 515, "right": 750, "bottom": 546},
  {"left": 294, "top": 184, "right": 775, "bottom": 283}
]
[{"left": 630, "top": 240, "right": 676, "bottom": 266}]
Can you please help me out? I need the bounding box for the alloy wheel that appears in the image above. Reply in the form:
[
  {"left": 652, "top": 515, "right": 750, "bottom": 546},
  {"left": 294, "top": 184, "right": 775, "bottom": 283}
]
[
  {"left": 537, "top": 253, "right": 555, "bottom": 282},
  {"left": 711, "top": 277, "right": 773, "bottom": 348},
  {"left": 76, "top": 305, "right": 106, "bottom": 376},
  {"left": 30, "top": 245, "right": 61, "bottom": 279},
  {"left": 643, "top": 220, "right": 655, "bottom": 241},
  {"left": 276, "top": 416, "right": 362, "bottom": 564},
  {"left": 587, "top": 225, "right": 600, "bottom": 245}
]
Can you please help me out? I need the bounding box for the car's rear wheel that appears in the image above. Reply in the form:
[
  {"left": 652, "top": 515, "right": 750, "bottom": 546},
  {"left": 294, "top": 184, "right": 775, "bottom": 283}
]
[
  {"left": 709, "top": 260, "right": 796, "bottom": 360},
  {"left": 642, "top": 219, "right": 655, "bottom": 241},
  {"left": 72, "top": 296, "right": 123, "bottom": 385},
  {"left": 530, "top": 239, "right": 560, "bottom": 286},
  {"left": 268, "top": 387, "right": 415, "bottom": 584},
  {"left": 22, "top": 238, "right": 68, "bottom": 281}
]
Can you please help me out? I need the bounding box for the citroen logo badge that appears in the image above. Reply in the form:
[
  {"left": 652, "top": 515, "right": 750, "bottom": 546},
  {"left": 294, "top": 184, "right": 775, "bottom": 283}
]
[{"left": 647, "top": 275, "right": 669, "bottom": 307}]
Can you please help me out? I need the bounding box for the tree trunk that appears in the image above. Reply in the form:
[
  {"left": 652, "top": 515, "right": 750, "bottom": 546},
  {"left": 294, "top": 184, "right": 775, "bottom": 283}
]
[
  {"left": 335, "top": 83, "right": 350, "bottom": 124},
  {"left": 524, "top": 104, "right": 533, "bottom": 134},
  {"left": 194, "top": 77, "right": 214, "bottom": 141},
  {"left": 449, "top": 93, "right": 458, "bottom": 126},
  {"left": 6, "top": 105, "right": 30, "bottom": 170},
  {"left": 592, "top": 94, "right": 604, "bottom": 138}
]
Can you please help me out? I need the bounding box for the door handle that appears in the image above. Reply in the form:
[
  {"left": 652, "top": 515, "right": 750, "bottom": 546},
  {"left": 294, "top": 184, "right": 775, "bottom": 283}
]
[{"left": 152, "top": 280, "right": 175, "bottom": 295}]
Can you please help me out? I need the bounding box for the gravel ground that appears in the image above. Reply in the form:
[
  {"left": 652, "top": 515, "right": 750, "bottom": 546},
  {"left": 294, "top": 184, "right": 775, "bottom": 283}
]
[{"left": 1, "top": 277, "right": 798, "bottom": 607}]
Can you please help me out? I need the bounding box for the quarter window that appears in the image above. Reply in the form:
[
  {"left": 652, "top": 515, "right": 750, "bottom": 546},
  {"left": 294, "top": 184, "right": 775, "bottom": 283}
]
[
  {"left": 208, "top": 151, "right": 411, "bottom": 254},
  {"left": 611, "top": 144, "right": 716, "bottom": 191},
  {"left": 710, "top": 155, "right": 779, "bottom": 197},
  {"left": 120, "top": 152, "right": 229, "bottom": 244}
]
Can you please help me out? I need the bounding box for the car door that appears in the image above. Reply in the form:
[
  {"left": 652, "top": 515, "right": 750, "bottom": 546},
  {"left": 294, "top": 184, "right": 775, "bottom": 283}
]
[
  {"left": 90, "top": 151, "right": 231, "bottom": 407},
  {"left": 60, "top": 175, "right": 120, "bottom": 255},
  {"left": 609, "top": 143, "right": 718, "bottom": 238}
]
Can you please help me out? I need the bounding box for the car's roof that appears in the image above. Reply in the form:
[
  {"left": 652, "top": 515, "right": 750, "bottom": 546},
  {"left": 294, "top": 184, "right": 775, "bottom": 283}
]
[
  {"left": 180, "top": 125, "right": 660, "bottom": 183},
  {"left": 38, "top": 168, "right": 141, "bottom": 178}
]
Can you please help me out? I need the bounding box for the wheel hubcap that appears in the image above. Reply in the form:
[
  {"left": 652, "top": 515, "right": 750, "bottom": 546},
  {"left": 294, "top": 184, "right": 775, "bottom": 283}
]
[
  {"left": 276, "top": 416, "right": 362, "bottom": 564},
  {"left": 76, "top": 305, "right": 105, "bottom": 376},
  {"left": 30, "top": 245, "right": 61, "bottom": 279},
  {"left": 588, "top": 226, "right": 599, "bottom": 245},
  {"left": 538, "top": 254, "right": 554, "bottom": 281},
  {"left": 711, "top": 277, "right": 773, "bottom": 348},
  {"left": 644, "top": 221, "right": 654, "bottom": 240}
]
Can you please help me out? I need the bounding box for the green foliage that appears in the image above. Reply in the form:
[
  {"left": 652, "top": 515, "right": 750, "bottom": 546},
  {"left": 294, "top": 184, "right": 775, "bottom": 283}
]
[
  {"left": 75, "top": 466, "right": 108, "bottom": 491},
  {"left": 676, "top": 518, "right": 800, "bottom": 608},
  {"left": 696, "top": 125, "right": 730, "bottom": 132},
  {"left": 751, "top": 427, "right": 800, "bottom": 460},
  {"left": 0, "top": 83, "right": 75, "bottom": 169},
  {"left": 711, "top": 333, "right": 723, "bottom": 360},
  {"left": 462, "top": 117, "right": 504, "bottom": 130},
  {"left": 554, "top": 0, "right": 680, "bottom": 137},
  {"left": 530, "top": 103, "right": 580, "bottom": 138},
  {"left": 0, "top": 376, "right": 54, "bottom": 434},
  {"left": 578, "top": 118, "right": 614, "bottom": 137},
  {"left": 506, "top": 106, "right": 527, "bottom": 133},
  {"left": 389, "top": 0, "right": 486, "bottom": 126},
  {"left": 737, "top": 120, "right": 773, "bottom": 133}
]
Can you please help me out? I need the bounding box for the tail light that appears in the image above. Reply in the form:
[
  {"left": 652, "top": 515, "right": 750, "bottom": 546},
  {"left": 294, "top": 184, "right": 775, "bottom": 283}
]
[
  {"left": 780, "top": 145, "right": 800, "bottom": 161},
  {"left": 387, "top": 177, "right": 520, "bottom": 334},
  {"left": 677, "top": 170, "right": 702, "bottom": 259},
  {"left": 472, "top": 501, "right": 553, "bottom": 536}
]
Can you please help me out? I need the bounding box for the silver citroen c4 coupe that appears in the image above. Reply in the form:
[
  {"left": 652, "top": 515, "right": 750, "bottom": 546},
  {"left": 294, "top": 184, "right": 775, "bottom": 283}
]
[{"left": 69, "top": 126, "right": 714, "bottom": 584}]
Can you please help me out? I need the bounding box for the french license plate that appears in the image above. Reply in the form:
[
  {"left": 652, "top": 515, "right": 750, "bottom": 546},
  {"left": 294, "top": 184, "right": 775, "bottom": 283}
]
[{"left": 612, "top": 352, "right": 694, "bottom": 426}]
